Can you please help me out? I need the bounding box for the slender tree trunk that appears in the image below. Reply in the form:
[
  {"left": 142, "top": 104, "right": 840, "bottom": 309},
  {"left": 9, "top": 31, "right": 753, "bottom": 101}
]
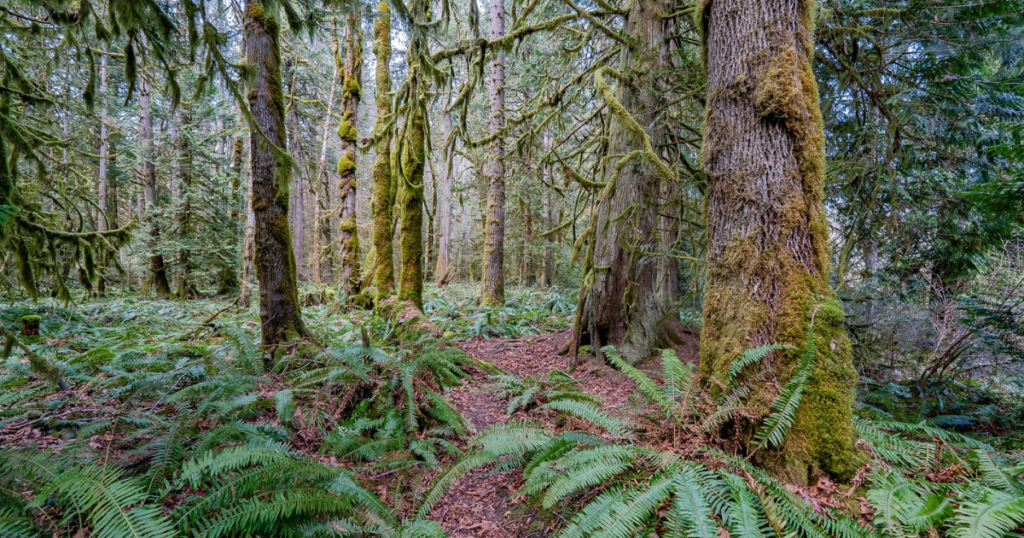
[
  {"left": 480, "top": 0, "right": 507, "bottom": 306},
  {"left": 434, "top": 109, "right": 454, "bottom": 286},
  {"left": 371, "top": 0, "right": 396, "bottom": 298},
  {"left": 698, "top": 0, "right": 863, "bottom": 482},
  {"left": 285, "top": 61, "right": 306, "bottom": 280},
  {"left": 314, "top": 30, "right": 340, "bottom": 285},
  {"left": 138, "top": 72, "right": 172, "bottom": 299},
  {"left": 171, "top": 110, "right": 194, "bottom": 299},
  {"left": 577, "top": 0, "right": 677, "bottom": 364},
  {"left": 244, "top": 0, "right": 307, "bottom": 351},
  {"left": 541, "top": 134, "right": 556, "bottom": 287},
  {"left": 96, "top": 50, "right": 110, "bottom": 295},
  {"left": 337, "top": 12, "right": 362, "bottom": 294},
  {"left": 519, "top": 142, "right": 535, "bottom": 287}
]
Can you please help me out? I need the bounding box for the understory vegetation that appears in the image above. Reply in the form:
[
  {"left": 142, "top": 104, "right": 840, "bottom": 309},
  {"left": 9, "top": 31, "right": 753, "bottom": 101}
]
[{"left": 2, "top": 293, "right": 1022, "bottom": 538}]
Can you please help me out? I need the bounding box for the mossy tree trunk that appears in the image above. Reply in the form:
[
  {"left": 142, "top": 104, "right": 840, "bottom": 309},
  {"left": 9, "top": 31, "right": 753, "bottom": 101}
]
[
  {"left": 138, "top": 71, "right": 172, "bottom": 299},
  {"left": 244, "top": 0, "right": 307, "bottom": 351},
  {"left": 97, "top": 49, "right": 110, "bottom": 295},
  {"left": 371, "top": 0, "right": 396, "bottom": 298},
  {"left": 540, "top": 134, "right": 556, "bottom": 287},
  {"left": 576, "top": 0, "right": 679, "bottom": 365},
  {"left": 337, "top": 11, "right": 362, "bottom": 295},
  {"left": 698, "top": 0, "right": 863, "bottom": 483},
  {"left": 480, "top": 0, "right": 507, "bottom": 306},
  {"left": 395, "top": 0, "right": 430, "bottom": 311}
]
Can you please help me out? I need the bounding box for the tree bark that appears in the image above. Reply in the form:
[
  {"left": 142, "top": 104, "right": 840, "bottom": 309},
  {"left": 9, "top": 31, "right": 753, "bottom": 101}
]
[
  {"left": 540, "top": 135, "right": 556, "bottom": 287},
  {"left": 244, "top": 0, "right": 307, "bottom": 351},
  {"left": 138, "top": 71, "right": 172, "bottom": 299},
  {"left": 285, "top": 60, "right": 306, "bottom": 280},
  {"left": 172, "top": 107, "right": 195, "bottom": 299},
  {"left": 337, "top": 12, "right": 362, "bottom": 295},
  {"left": 371, "top": 0, "right": 396, "bottom": 298},
  {"left": 698, "top": 0, "right": 863, "bottom": 482},
  {"left": 396, "top": 0, "right": 428, "bottom": 310},
  {"left": 97, "top": 50, "right": 110, "bottom": 295},
  {"left": 434, "top": 108, "right": 454, "bottom": 286},
  {"left": 313, "top": 40, "right": 337, "bottom": 285},
  {"left": 577, "top": 0, "right": 677, "bottom": 365},
  {"left": 480, "top": 0, "right": 507, "bottom": 306}
]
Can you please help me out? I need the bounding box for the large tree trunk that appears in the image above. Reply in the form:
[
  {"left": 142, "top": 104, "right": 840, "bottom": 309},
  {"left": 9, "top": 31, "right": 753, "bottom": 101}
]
[
  {"left": 244, "top": 0, "right": 307, "bottom": 351},
  {"left": 371, "top": 0, "right": 396, "bottom": 298},
  {"left": 138, "top": 72, "right": 172, "bottom": 299},
  {"left": 698, "top": 0, "right": 863, "bottom": 482},
  {"left": 577, "top": 0, "right": 678, "bottom": 365},
  {"left": 337, "top": 13, "right": 362, "bottom": 295},
  {"left": 396, "top": 0, "right": 428, "bottom": 310},
  {"left": 480, "top": 0, "right": 507, "bottom": 306}
]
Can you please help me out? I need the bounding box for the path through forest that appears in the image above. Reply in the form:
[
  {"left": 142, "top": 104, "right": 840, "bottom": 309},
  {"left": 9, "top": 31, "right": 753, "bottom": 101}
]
[{"left": 427, "top": 329, "right": 700, "bottom": 537}]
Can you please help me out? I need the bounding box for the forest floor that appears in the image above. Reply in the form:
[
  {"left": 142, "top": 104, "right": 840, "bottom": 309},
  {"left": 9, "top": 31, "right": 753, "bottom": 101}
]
[{"left": 428, "top": 328, "right": 698, "bottom": 537}]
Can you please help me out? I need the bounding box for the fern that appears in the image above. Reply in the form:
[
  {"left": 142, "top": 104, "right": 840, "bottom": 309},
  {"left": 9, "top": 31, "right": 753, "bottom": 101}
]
[
  {"left": 416, "top": 450, "right": 497, "bottom": 518},
  {"left": 951, "top": 489, "right": 1024, "bottom": 538},
  {"left": 754, "top": 322, "right": 818, "bottom": 449},
  {"left": 727, "top": 344, "right": 789, "bottom": 387},
  {"left": 540, "top": 399, "right": 632, "bottom": 437}
]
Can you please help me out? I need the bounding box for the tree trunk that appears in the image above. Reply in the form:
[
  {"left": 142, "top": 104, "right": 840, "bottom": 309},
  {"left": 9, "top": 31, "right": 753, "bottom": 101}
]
[
  {"left": 312, "top": 27, "right": 339, "bottom": 286},
  {"left": 244, "top": 0, "right": 307, "bottom": 351},
  {"left": 371, "top": 0, "right": 396, "bottom": 298},
  {"left": 541, "top": 135, "right": 556, "bottom": 287},
  {"left": 480, "top": 0, "right": 507, "bottom": 306},
  {"left": 698, "top": 0, "right": 863, "bottom": 482},
  {"left": 97, "top": 50, "right": 110, "bottom": 295},
  {"left": 172, "top": 107, "right": 195, "bottom": 299},
  {"left": 337, "top": 13, "right": 362, "bottom": 295},
  {"left": 434, "top": 109, "right": 454, "bottom": 286},
  {"left": 285, "top": 61, "right": 306, "bottom": 280},
  {"left": 138, "top": 72, "right": 172, "bottom": 299},
  {"left": 577, "top": 0, "right": 677, "bottom": 365},
  {"left": 396, "top": 0, "right": 428, "bottom": 310}
]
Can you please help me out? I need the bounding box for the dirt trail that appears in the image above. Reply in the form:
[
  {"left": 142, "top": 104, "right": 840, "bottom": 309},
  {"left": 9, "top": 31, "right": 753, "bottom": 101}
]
[{"left": 427, "top": 329, "right": 644, "bottom": 538}]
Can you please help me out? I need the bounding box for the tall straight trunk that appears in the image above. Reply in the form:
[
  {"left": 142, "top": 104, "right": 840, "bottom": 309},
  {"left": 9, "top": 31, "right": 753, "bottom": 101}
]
[
  {"left": 698, "top": 0, "right": 863, "bottom": 482},
  {"left": 286, "top": 63, "right": 306, "bottom": 280},
  {"left": 172, "top": 107, "right": 194, "bottom": 299},
  {"left": 337, "top": 12, "right": 362, "bottom": 294},
  {"left": 434, "top": 109, "right": 454, "bottom": 286},
  {"left": 578, "top": 0, "right": 677, "bottom": 364},
  {"left": 371, "top": 0, "right": 396, "bottom": 298},
  {"left": 540, "top": 134, "right": 556, "bottom": 287},
  {"left": 97, "top": 50, "right": 110, "bottom": 294},
  {"left": 138, "top": 72, "right": 172, "bottom": 299},
  {"left": 480, "top": 0, "right": 507, "bottom": 306},
  {"left": 314, "top": 29, "right": 340, "bottom": 285},
  {"left": 98, "top": 51, "right": 110, "bottom": 232},
  {"left": 244, "top": 0, "right": 307, "bottom": 351},
  {"left": 519, "top": 143, "right": 534, "bottom": 287},
  {"left": 396, "top": 0, "right": 428, "bottom": 310}
]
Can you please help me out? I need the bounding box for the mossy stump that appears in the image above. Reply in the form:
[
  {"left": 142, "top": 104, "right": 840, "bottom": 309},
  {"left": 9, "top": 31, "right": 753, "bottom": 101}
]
[{"left": 21, "top": 315, "right": 41, "bottom": 336}]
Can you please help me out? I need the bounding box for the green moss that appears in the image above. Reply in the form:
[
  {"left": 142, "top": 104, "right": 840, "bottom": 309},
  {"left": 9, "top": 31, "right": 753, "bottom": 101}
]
[
  {"left": 337, "top": 152, "right": 356, "bottom": 175},
  {"left": 343, "top": 77, "right": 361, "bottom": 99},
  {"left": 21, "top": 315, "right": 41, "bottom": 323},
  {"left": 337, "top": 119, "right": 357, "bottom": 141}
]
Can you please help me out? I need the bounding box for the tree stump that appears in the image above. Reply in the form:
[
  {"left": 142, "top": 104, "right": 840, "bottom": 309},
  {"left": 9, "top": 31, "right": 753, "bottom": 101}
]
[{"left": 21, "top": 315, "right": 41, "bottom": 336}]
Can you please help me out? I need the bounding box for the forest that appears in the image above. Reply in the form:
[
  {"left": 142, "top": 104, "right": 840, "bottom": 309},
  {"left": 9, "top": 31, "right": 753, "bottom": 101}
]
[{"left": 0, "top": 0, "right": 1023, "bottom": 537}]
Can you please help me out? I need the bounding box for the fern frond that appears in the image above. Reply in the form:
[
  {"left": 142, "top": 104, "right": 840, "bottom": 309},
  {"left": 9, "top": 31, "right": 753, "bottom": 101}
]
[
  {"left": 951, "top": 488, "right": 1024, "bottom": 538},
  {"left": 416, "top": 450, "right": 497, "bottom": 518},
  {"left": 728, "top": 344, "right": 788, "bottom": 388},
  {"left": 541, "top": 399, "right": 632, "bottom": 437},
  {"left": 753, "top": 324, "right": 818, "bottom": 449}
]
